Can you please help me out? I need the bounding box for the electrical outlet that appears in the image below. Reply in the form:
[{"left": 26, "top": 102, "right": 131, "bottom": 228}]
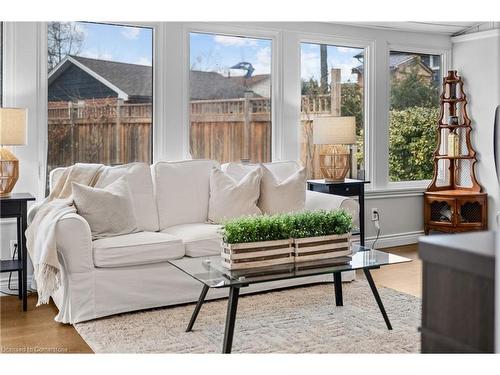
[
  {"left": 10, "top": 240, "right": 18, "bottom": 258},
  {"left": 371, "top": 208, "right": 380, "bottom": 221}
]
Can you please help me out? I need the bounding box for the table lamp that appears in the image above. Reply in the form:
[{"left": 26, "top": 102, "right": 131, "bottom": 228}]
[
  {"left": 313, "top": 116, "right": 356, "bottom": 181},
  {"left": 0, "top": 108, "right": 27, "bottom": 196}
]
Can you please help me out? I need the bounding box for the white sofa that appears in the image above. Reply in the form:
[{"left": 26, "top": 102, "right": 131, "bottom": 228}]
[{"left": 46, "top": 160, "right": 359, "bottom": 324}]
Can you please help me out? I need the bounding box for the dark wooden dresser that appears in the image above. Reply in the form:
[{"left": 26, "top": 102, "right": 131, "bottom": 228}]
[{"left": 419, "top": 231, "right": 495, "bottom": 353}]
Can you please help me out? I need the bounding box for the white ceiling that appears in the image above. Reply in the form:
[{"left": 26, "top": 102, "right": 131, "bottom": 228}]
[{"left": 335, "top": 22, "right": 482, "bottom": 35}]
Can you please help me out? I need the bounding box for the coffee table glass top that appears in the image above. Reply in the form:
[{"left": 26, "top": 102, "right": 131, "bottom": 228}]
[{"left": 169, "top": 245, "right": 411, "bottom": 288}]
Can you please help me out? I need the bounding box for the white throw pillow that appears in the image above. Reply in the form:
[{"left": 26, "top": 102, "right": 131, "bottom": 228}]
[
  {"left": 95, "top": 163, "right": 159, "bottom": 232},
  {"left": 208, "top": 167, "right": 262, "bottom": 224},
  {"left": 72, "top": 176, "right": 138, "bottom": 240},
  {"left": 259, "top": 165, "right": 307, "bottom": 214},
  {"left": 222, "top": 161, "right": 300, "bottom": 183},
  {"left": 220, "top": 163, "right": 259, "bottom": 183}
]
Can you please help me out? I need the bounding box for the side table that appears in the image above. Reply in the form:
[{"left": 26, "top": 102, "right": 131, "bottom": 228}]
[
  {"left": 307, "top": 179, "right": 369, "bottom": 245},
  {"left": 0, "top": 193, "right": 36, "bottom": 311}
]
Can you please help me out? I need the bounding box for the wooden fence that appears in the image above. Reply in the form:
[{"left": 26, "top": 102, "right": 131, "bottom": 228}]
[
  {"left": 47, "top": 92, "right": 339, "bottom": 179},
  {"left": 47, "top": 102, "right": 152, "bottom": 176}
]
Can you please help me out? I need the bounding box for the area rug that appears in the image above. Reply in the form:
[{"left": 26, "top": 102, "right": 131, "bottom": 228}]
[{"left": 74, "top": 280, "right": 421, "bottom": 353}]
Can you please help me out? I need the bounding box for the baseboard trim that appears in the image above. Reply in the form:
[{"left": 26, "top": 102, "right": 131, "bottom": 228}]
[
  {"left": 0, "top": 274, "right": 33, "bottom": 294},
  {"left": 364, "top": 230, "right": 424, "bottom": 249}
]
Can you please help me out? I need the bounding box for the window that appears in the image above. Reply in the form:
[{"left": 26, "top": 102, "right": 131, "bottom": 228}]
[
  {"left": 388, "top": 51, "right": 442, "bottom": 182},
  {"left": 189, "top": 32, "right": 272, "bottom": 164},
  {"left": 300, "top": 42, "right": 365, "bottom": 179},
  {"left": 46, "top": 22, "right": 153, "bottom": 189}
]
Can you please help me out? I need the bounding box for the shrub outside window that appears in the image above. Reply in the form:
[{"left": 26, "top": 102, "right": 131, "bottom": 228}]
[{"left": 388, "top": 51, "right": 442, "bottom": 182}]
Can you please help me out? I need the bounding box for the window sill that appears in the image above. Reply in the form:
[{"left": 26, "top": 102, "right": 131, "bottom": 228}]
[{"left": 365, "top": 185, "right": 427, "bottom": 199}]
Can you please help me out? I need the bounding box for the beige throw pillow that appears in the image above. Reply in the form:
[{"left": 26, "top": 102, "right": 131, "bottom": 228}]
[
  {"left": 259, "top": 165, "right": 306, "bottom": 214},
  {"left": 72, "top": 176, "right": 137, "bottom": 240},
  {"left": 208, "top": 167, "right": 262, "bottom": 224}
]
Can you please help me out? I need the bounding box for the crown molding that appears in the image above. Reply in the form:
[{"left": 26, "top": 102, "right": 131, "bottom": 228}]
[{"left": 452, "top": 29, "right": 500, "bottom": 43}]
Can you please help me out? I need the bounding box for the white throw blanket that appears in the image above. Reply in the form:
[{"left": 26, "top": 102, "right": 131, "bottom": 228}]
[{"left": 26, "top": 163, "right": 105, "bottom": 306}]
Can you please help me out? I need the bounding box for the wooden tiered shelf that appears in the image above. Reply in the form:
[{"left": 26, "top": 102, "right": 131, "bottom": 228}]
[{"left": 424, "top": 70, "right": 487, "bottom": 234}]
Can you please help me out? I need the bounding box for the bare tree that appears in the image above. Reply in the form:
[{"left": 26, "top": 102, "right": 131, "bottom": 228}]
[{"left": 48, "top": 22, "right": 84, "bottom": 72}]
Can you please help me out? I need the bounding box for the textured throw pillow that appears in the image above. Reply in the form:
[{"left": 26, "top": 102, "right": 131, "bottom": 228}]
[
  {"left": 208, "top": 167, "right": 262, "bottom": 224},
  {"left": 72, "top": 176, "right": 137, "bottom": 240},
  {"left": 258, "top": 165, "right": 307, "bottom": 214}
]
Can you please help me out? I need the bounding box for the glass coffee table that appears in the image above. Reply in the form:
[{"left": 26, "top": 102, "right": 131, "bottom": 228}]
[{"left": 169, "top": 245, "right": 411, "bottom": 353}]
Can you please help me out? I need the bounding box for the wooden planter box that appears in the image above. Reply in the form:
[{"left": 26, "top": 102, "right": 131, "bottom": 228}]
[
  {"left": 221, "top": 239, "right": 293, "bottom": 270},
  {"left": 293, "top": 233, "right": 352, "bottom": 263}
]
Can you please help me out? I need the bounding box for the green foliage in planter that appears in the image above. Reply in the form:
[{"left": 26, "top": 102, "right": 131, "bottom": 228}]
[
  {"left": 222, "top": 210, "right": 352, "bottom": 244},
  {"left": 284, "top": 210, "right": 353, "bottom": 239},
  {"left": 222, "top": 214, "right": 291, "bottom": 244}
]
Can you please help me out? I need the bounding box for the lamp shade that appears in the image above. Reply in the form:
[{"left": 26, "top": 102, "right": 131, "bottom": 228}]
[
  {"left": 313, "top": 116, "right": 356, "bottom": 145},
  {"left": 0, "top": 108, "right": 27, "bottom": 145}
]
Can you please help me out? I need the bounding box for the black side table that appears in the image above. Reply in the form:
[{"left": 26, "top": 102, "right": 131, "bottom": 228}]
[
  {"left": 307, "top": 179, "right": 369, "bottom": 246},
  {"left": 0, "top": 193, "right": 36, "bottom": 311}
]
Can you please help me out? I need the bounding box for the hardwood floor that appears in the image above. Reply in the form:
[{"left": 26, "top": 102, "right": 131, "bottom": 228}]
[
  {"left": 0, "top": 293, "right": 92, "bottom": 353},
  {"left": 0, "top": 244, "right": 421, "bottom": 354}
]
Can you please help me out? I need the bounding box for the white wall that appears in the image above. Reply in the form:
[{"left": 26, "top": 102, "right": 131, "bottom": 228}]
[
  {"left": 1, "top": 22, "right": 43, "bottom": 288},
  {"left": 1, "top": 22, "right": 453, "bottom": 288},
  {"left": 452, "top": 27, "right": 500, "bottom": 354},
  {"left": 452, "top": 30, "right": 500, "bottom": 227}
]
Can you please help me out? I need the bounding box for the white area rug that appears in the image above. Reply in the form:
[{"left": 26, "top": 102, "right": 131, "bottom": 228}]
[{"left": 75, "top": 280, "right": 421, "bottom": 353}]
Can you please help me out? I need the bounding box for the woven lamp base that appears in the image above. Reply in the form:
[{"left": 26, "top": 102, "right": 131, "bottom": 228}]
[
  {"left": 0, "top": 148, "right": 19, "bottom": 197},
  {"left": 319, "top": 145, "right": 350, "bottom": 182}
]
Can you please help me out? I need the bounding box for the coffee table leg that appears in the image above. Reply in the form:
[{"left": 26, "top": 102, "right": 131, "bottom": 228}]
[
  {"left": 222, "top": 286, "right": 240, "bottom": 354},
  {"left": 363, "top": 269, "right": 392, "bottom": 330},
  {"left": 186, "top": 284, "right": 209, "bottom": 332},
  {"left": 333, "top": 272, "right": 343, "bottom": 306}
]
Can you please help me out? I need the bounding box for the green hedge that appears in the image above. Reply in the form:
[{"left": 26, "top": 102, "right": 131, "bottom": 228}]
[
  {"left": 389, "top": 106, "right": 438, "bottom": 182},
  {"left": 222, "top": 210, "right": 353, "bottom": 244}
]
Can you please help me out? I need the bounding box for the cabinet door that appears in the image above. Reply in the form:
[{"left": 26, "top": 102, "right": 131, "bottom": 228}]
[
  {"left": 456, "top": 197, "right": 486, "bottom": 230},
  {"left": 426, "top": 197, "right": 456, "bottom": 227}
]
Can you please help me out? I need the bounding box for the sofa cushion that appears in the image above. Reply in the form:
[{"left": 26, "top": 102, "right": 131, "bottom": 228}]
[
  {"left": 95, "top": 163, "right": 159, "bottom": 232},
  {"left": 92, "top": 232, "right": 184, "bottom": 268},
  {"left": 152, "top": 160, "right": 219, "bottom": 229},
  {"left": 161, "top": 223, "right": 222, "bottom": 258},
  {"left": 208, "top": 167, "right": 262, "bottom": 224}
]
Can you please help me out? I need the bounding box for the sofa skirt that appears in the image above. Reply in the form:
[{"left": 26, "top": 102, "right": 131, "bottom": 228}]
[{"left": 51, "top": 260, "right": 355, "bottom": 324}]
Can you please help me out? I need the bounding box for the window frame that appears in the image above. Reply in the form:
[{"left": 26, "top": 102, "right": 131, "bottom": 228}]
[
  {"left": 386, "top": 43, "right": 451, "bottom": 191},
  {"left": 183, "top": 23, "right": 282, "bottom": 161},
  {"left": 298, "top": 33, "right": 374, "bottom": 185},
  {"left": 39, "top": 21, "right": 160, "bottom": 197}
]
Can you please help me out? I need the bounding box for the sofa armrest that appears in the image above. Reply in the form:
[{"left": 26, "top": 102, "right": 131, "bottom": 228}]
[
  {"left": 305, "top": 190, "right": 359, "bottom": 229},
  {"left": 55, "top": 213, "right": 94, "bottom": 273}
]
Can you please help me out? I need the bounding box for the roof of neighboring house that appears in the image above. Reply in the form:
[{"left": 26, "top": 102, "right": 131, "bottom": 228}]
[
  {"left": 228, "top": 74, "right": 270, "bottom": 88},
  {"left": 190, "top": 70, "right": 259, "bottom": 100},
  {"left": 352, "top": 53, "right": 433, "bottom": 75},
  {"left": 48, "top": 55, "right": 152, "bottom": 100},
  {"left": 48, "top": 55, "right": 259, "bottom": 101}
]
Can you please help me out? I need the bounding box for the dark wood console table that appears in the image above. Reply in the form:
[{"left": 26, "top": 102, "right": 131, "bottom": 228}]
[{"left": 0, "top": 193, "right": 36, "bottom": 311}]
